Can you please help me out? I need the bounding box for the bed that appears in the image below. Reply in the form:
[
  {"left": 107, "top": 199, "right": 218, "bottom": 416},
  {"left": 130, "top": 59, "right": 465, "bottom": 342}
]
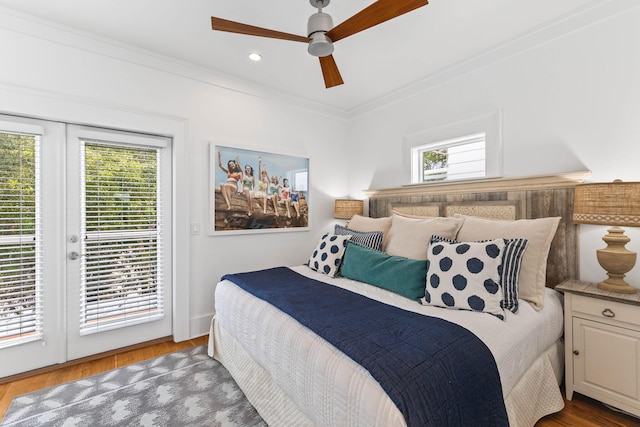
[{"left": 208, "top": 172, "right": 589, "bottom": 426}]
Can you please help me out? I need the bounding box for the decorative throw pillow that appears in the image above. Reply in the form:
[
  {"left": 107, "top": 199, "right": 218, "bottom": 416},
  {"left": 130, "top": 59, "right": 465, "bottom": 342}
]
[
  {"left": 384, "top": 214, "right": 465, "bottom": 260},
  {"left": 340, "top": 242, "right": 428, "bottom": 301},
  {"left": 334, "top": 224, "right": 384, "bottom": 251},
  {"left": 391, "top": 209, "right": 440, "bottom": 219},
  {"left": 431, "top": 236, "right": 529, "bottom": 313},
  {"left": 455, "top": 215, "right": 560, "bottom": 310},
  {"left": 423, "top": 238, "right": 506, "bottom": 320},
  {"left": 347, "top": 214, "right": 393, "bottom": 250},
  {"left": 308, "top": 233, "right": 352, "bottom": 277}
]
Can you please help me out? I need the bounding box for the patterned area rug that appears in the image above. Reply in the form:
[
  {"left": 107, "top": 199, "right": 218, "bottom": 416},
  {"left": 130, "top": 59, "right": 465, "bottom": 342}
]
[{"left": 1, "top": 345, "right": 266, "bottom": 427}]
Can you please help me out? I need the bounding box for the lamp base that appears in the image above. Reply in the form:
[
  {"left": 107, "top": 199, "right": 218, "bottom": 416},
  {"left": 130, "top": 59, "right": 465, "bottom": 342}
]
[
  {"left": 597, "top": 278, "right": 638, "bottom": 294},
  {"left": 596, "top": 227, "right": 638, "bottom": 294}
]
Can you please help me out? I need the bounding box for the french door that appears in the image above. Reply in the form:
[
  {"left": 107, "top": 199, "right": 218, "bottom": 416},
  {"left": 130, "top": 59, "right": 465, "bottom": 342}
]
[
  {"left": 65, "top": 125, "right": 172, "bottom": 360},
  {"left": 0, "top": 116, "right": 172, "bottom": 377}
]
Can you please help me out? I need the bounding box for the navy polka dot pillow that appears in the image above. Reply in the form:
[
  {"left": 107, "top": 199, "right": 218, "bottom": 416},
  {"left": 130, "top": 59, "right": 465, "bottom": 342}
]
[
  {"left": 422, "top": 238, "right": 506, "bottom": 320},
  {"left": 308, "top": 233, "right": 352, "bottom": 277},
  {"left": 431, "top": 235, "right": 529, "bottom": 314}
]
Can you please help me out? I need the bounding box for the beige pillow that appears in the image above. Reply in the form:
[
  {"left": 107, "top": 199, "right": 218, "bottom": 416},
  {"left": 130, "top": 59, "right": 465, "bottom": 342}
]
[
  {"left": 347, "top": 215, "right": 392, "bottom": 249},
  {"left": 455, "top": 215, "right": 560, "bottom": 310},
  {"left": 391, "top": 210, "right": 439, "bottom": 219},
  {"left": 385, "top": 214, "right": 464, "bottom": 260}
]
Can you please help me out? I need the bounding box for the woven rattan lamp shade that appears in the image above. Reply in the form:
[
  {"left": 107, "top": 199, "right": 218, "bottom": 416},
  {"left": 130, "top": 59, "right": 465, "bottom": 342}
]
[
  {"left": 334, "top": 199, "right": 363, "bottom": 220},
  {"left": 573, "top": 180, "right": 640, "bottom": 227}
]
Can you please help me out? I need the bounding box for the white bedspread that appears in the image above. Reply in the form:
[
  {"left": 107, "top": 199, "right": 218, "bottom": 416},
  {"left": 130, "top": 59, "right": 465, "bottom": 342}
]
[{"left": 210, "top": 265, "right": 564, "bottom": 426}]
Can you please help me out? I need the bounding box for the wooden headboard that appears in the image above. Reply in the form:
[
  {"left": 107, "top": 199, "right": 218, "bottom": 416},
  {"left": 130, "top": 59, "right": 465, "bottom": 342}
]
[{"left": 364, "top": 171, "right": 591, "bottom": 288}]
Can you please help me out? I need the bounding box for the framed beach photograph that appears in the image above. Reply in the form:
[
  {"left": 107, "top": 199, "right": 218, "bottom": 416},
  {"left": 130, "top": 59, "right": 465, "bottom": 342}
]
[{"left": 210, "top": 144, "right": 310, "bottom": 235}]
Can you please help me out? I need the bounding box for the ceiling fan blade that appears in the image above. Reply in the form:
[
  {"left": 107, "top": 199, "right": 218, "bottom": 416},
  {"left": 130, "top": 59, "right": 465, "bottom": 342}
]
[
  {"left": 326, "top": 0, "right": 428, "bottom": 43},
  {"left": 211, "top": 17, "right": 309, "bottom": 43},
  {"left": 319, "top": 55, "right": 344, "bottom": 88}
]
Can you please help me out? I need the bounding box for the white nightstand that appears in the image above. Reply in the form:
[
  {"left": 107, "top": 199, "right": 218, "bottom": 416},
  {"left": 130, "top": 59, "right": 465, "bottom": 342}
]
[{"left": 557, "top": 279, "right": 640, "bottom": 418}]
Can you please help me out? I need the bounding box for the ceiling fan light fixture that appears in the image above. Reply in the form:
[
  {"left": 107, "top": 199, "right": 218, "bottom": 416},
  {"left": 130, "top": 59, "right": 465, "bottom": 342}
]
[
  {"left": 308, "top": 33, "right": 334, "bottom": 57},
  {"left": 307, "top": 11, "right": 334, "bottom": 57}
]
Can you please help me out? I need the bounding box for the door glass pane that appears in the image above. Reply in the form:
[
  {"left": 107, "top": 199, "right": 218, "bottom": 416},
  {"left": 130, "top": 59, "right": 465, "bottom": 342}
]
[
  {"left": 0, "top": 130, "right": 42, "bottom": 348},
  {"left": 79, "top": 141, "right": 163, "bottom": 335}
]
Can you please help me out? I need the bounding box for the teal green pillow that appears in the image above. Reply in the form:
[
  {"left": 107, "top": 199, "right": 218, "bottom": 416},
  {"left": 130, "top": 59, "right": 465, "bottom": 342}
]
[{"left": 340, "top": 243, "right": 428, "bottom": 301}]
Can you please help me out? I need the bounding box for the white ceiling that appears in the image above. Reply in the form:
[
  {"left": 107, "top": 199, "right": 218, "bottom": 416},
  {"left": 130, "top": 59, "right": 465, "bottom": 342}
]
[{"left": 0, "top": 0, "right": 600, "bottom": 112}]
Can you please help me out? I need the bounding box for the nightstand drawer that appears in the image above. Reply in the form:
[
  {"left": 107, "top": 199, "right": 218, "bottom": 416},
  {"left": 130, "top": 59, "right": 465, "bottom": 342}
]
[{"left": 573, "top": 294, "right": 640, "bottom": 327}]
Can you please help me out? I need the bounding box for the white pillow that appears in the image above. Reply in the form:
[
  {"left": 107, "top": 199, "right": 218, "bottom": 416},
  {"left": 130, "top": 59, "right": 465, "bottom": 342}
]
[
  {"left": 455, "top": 215, "right": 560, "bottom": 310},
  {"left": 307, "top": 233, "right": 352, "bottom": 277},
  {"left": 347, "top": 214, "right": 392, "bottom": 250},
  {"left": 423, "top": 238, "right": 506, "bottom": 320},
  {"left": 384, "top": 214, "right": 464, "bottom": 260}
]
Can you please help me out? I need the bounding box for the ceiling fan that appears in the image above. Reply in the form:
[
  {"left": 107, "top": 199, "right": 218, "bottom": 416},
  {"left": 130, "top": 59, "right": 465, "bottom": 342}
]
[{"left": 211, "top": 0, "right": 428, "bottom": 88}]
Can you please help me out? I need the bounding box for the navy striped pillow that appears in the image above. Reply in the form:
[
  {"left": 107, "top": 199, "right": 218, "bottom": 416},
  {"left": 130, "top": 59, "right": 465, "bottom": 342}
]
[
  {"left": 430, "top": 236, "right": 528, "bottom": 313},
  {"left": 335, "top": 225, "right": 384, "bottom": 251}
]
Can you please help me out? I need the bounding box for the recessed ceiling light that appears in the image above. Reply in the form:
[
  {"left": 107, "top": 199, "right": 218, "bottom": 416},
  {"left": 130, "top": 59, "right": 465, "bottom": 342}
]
[{"left": 248, "top": 53, "right": 262, "bottom": 62}]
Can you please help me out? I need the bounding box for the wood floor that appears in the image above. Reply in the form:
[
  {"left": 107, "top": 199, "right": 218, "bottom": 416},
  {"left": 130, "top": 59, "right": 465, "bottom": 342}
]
[
  {"left": 538, "top": 392, "right": 640, "bottom": 426},
  {"left": 1, "top": 335, "right": 639, "bottom": 426}
]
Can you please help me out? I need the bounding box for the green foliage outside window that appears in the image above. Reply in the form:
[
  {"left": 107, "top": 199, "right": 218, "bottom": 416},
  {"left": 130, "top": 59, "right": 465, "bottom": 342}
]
[
  {"left": 0, "top": 133, "right": 36, "bottom": 235},
  {"left": 84, "top": 143, "right": 158, "bottom": 232},
  {"left": 422, "top": 149, "right": 448, "bottom": 182}
]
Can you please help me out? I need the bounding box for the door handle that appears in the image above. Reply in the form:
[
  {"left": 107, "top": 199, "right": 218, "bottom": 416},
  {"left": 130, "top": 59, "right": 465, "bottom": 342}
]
[{"left": 68, "top": 252, "right": 81, "bottom": 260}]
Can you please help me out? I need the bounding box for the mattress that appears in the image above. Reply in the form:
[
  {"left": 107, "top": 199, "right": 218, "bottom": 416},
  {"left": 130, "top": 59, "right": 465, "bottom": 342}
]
[{"left": 209, "top": 265, "right": 565, "bottom": 426}]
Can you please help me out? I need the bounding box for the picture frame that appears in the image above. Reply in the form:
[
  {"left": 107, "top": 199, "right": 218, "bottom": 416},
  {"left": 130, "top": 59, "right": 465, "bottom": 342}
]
[{"left": 210, "top": 144, "right": 310, "bottom": 235}]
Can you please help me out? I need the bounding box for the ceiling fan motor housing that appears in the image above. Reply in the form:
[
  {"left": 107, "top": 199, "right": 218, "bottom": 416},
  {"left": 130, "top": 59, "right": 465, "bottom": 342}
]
[{"left": 307, "top": 12, "right": 334, "bottom": 57}]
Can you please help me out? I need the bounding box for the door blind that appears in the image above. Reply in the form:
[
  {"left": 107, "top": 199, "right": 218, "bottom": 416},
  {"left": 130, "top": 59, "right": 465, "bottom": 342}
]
[
  {"left": 79, "top": 141, "right": 164, "bottom": 335},
  {"left": 0, "top": 130, "right": 42, "bottom": 348}
]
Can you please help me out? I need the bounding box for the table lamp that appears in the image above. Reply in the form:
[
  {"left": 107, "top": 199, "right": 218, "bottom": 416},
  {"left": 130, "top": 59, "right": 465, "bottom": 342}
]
[
  {"left": 573, "top": 180, "right": 640, "bottom": 293},
  {"left": 334, "top": 199, "right": 363, "bottom": 220}
]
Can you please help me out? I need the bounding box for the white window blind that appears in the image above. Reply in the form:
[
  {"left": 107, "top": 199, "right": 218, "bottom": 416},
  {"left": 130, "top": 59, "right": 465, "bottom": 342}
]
[
  {"left": 0, "top": 129, "right": 42, "bottom": 348},
  {"left": 79, "top": 141, "right": 164, "bottom": 335}
]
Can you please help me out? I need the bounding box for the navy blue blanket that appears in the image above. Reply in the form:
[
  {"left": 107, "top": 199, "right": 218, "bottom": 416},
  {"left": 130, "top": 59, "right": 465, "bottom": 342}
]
[{"left": 222, "top": 267, "right": 508, "bottom": 427}]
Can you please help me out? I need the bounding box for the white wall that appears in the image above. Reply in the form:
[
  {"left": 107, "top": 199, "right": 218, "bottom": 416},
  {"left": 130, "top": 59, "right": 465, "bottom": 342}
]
[
  {"left": 2, "top": 2, "right": 640, "bottom": 337},
  {"left": 347, "top": 6, "right": 640, "bottom": 287},
  {"left": 0, "top": 12, "right": 349, "bottom": 338}
]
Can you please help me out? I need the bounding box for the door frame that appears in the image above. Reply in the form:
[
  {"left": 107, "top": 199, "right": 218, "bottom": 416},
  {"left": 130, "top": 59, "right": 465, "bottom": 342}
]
[{"left": 0, "top": 86, "right": 190, "bottom": 343}]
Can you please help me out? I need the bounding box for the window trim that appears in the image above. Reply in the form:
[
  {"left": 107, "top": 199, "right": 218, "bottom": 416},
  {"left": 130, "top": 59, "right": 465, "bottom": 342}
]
[
  {"left": 78, "top": 140, "right": 166, "bottom": 335},
  {"left": 402, "top": 110, "right": 503, "bottom": 185}
]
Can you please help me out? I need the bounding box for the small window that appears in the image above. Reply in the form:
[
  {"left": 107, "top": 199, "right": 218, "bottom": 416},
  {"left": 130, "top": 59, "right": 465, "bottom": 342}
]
[
  {"left": 412, "top": 133, "right": 486, "bottom": 183},
  {"left": 403, "top": 110, "right": 502, "bottom": 185}
]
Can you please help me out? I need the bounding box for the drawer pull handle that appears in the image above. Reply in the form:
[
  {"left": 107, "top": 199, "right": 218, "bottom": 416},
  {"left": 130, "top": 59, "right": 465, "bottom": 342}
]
[
  {"left": 602, "top": 308, "right": 615, "bottom": 318},
  {"left": 573, "top": 350, "right": 579, "bottom": 356}
]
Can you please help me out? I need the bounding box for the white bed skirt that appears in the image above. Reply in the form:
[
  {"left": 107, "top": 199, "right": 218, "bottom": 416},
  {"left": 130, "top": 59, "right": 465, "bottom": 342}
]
[{"left": 209, "top": 317, "right": 565, "bottom": 427}]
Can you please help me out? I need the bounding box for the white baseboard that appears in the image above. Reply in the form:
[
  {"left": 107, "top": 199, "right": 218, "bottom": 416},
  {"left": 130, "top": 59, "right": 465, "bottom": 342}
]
[{"left": 189, "top": 313, "right": 215, "bottom": 340}]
